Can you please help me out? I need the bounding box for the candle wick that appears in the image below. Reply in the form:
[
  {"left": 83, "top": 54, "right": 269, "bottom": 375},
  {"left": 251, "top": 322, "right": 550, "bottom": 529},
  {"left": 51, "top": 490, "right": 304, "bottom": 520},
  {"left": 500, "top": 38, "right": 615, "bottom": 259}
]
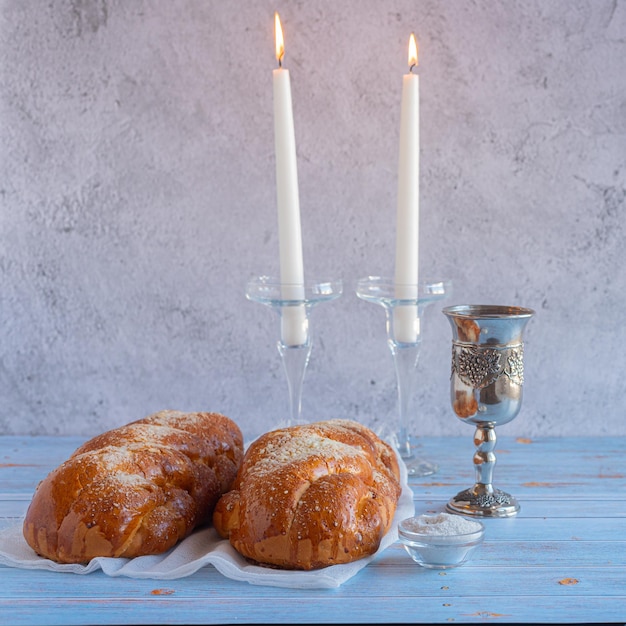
[
  {"left": 409, "top": 63, "right": 417, "bottom": 74},
  {"left": 278, "top": 58, "right": 282, "bottom": 69}
]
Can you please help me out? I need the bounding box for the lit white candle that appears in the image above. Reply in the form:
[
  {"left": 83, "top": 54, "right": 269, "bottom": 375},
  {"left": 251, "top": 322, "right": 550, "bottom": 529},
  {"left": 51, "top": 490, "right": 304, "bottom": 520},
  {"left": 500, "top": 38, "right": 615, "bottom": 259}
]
[
  {"left": 273, "top": 13, "right": 307, "bottom": 345},
  {"left": 393, "top": 33, "right": 420, "bottom": 344}
]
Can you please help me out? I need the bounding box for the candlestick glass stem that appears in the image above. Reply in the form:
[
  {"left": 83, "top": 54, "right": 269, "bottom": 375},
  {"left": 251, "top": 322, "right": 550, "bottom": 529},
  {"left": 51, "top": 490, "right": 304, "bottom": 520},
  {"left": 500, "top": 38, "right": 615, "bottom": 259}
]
[
  {"left": 356, "top": 276, "right": 451, "bottom": 476},
  {"left": 276, "top": 340, "right": 311, "bottom": 429},
  {"left": 246, "top": 276, "right": 343, "bottom": 429}
]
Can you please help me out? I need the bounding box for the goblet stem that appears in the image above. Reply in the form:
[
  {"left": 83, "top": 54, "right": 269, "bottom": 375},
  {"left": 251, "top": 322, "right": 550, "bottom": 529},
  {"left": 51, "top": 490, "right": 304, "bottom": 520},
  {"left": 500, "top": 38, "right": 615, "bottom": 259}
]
[
  {"left": 447, "top": 421, "right": 519, "bottom": 517},
  {"left": 473, "top": 424, "right": 497, "bottom": 487},
  {"left": 277, "top": 340, "right": 312, "bottom": 427}
]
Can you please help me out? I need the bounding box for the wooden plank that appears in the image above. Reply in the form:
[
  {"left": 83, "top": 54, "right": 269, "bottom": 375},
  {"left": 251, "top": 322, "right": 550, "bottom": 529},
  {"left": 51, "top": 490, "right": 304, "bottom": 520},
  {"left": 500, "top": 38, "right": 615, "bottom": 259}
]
[
  {"left": 406, "top": 516, "right": 626, "bottom": 541},
  {"left": 0, "top": 581, "right": 626, "bottom": 625},
  {"left": 5, "top": 497, "right": 626, "bottom": 522},
  {"left": 475, "top": 540, "right": 626, "bottom": 567},
  {"left": 411, "top": 498, "right": 626, "bottom": 517},
  {"left": 5, "top": 435, "right": 626, "bottom": 467},
  {"left": 0, "top": 437, "right": 84, "bottom": 495},
  {"left": 2, "top": 559, "right": 625, "bottom": 600},
  {"left": 8, "top": 496, "right": 626, "bottom": 522},
  {"left": 409, "top": 436, "right": 626, "bottom": 500},
  {"left": 2, "top": 597, "right": 626, "bottom": 626},
  {"left": 4, "top": 513, "right": 625, "bottom": 556}
]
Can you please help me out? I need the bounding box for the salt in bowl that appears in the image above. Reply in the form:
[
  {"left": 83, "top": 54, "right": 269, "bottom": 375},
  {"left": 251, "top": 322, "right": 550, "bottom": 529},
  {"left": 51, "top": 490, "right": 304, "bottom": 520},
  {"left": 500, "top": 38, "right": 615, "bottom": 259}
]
[{"left": 398, "top": 512, "right": 485, "bottom": 569}]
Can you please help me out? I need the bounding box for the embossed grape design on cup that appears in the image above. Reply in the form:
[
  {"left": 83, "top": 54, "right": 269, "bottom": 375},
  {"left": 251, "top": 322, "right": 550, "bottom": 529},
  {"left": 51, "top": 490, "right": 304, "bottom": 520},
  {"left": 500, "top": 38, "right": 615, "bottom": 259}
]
[{"left": 443, "top": 304, "right": 534, "bottom": 517}]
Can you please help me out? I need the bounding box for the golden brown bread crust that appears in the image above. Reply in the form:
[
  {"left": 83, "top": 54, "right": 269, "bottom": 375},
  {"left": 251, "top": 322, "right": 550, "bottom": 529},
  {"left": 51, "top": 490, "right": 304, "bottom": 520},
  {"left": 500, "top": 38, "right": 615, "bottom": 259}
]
[
  {"left": 213, "top": 419, "right": 401, "bottom": 570},
  {"left": 23, "top": 410, "right": 244, "bottom": 564}
]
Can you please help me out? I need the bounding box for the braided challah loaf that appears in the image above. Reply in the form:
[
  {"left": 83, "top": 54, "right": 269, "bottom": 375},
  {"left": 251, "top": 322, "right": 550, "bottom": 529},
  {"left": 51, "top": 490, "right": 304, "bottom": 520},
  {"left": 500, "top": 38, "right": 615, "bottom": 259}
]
[
  {"left": 213, "top": 419, "right": 401, "bottom": 570},
  {"left": 23, "top": 410, "right": 243, "bottom": 564}
]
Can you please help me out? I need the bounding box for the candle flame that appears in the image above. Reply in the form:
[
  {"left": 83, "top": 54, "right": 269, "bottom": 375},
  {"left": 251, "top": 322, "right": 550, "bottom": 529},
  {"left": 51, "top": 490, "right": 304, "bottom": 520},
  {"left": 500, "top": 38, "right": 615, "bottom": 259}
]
[
  {"left": 275, "top": 12, "right": 285, "bottom": 67},
  {"left": 408, "top": 33, "right": 418, "bottom": 71}
]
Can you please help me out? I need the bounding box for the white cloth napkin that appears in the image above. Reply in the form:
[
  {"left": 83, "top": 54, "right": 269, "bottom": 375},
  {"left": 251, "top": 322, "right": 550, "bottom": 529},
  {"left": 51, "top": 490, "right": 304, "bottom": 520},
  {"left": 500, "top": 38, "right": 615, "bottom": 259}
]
[{"left": 0, "top": 453, "right": 414, "bottom": 588}]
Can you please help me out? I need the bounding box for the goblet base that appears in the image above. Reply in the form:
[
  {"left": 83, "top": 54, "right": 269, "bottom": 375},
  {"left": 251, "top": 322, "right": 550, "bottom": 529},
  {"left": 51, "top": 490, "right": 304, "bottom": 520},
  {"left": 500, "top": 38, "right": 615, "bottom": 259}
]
[
  {"left": 377, "top": 430, "right": 439, "bottom": 477},
  {"left": 405, "top": 456, "right": 439, "bottom": 477},
  {"left": 447, "top": 485, "right": 520, "bottom": 518}
]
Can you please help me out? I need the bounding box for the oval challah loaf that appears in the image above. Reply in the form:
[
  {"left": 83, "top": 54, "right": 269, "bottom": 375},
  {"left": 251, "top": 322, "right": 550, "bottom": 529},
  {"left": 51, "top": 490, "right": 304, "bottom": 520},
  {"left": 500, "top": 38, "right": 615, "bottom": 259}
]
[
  {"left": 23, "top": 410, "right": 244, "bottom": 564},
  {"left": 213, "top": 419, "right": 401, "bottom": 570}
]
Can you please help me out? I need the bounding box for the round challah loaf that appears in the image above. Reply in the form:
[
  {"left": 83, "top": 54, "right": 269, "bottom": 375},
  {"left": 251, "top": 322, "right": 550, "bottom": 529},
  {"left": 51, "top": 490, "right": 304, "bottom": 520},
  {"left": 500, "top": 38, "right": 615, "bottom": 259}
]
[
  {"left": 23, "top": 410, "right": 244, "bottom": 564},
  {"left": 213, "top": 419, "right": 401, "bottom": 570}
]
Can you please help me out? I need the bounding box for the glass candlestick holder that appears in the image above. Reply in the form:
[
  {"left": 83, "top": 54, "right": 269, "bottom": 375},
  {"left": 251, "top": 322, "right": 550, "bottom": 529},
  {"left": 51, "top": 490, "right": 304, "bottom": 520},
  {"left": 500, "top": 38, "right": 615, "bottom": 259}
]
[
  {"left": 246, "top": 275, "right": 343, "bottom": 429},
  {"left": 356, "top": 276, "right": 451, "bottom": 476}
]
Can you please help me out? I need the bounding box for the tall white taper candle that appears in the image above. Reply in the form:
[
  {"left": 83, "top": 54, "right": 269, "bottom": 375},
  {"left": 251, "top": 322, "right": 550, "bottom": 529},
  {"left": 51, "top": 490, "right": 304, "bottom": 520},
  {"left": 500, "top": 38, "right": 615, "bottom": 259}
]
[
  {"left": 393, "top": 33, "right": 420, "bottom": 344},
  {"left": 273, "top": 13, "right": 307, "bottom": 345}
]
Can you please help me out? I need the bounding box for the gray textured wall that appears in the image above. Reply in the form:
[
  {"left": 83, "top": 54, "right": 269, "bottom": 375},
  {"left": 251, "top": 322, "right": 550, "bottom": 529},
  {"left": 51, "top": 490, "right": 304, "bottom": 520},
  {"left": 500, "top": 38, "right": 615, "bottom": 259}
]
[{"left": 1, "top": 0, "right": 625, "bottom": 440}]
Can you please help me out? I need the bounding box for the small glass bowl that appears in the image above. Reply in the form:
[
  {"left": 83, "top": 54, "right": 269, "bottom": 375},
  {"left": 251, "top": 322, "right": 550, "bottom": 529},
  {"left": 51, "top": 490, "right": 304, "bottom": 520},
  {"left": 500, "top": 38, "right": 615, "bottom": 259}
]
[{"left": 398, "top": 516, "right": 485, "bottom": 569}]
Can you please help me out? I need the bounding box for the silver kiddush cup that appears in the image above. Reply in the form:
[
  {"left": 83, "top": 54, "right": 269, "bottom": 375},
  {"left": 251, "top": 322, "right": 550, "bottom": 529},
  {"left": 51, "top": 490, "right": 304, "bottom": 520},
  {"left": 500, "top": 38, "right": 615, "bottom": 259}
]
[{"left": 443, "top": 304, "right": 535, "bottom": 517}]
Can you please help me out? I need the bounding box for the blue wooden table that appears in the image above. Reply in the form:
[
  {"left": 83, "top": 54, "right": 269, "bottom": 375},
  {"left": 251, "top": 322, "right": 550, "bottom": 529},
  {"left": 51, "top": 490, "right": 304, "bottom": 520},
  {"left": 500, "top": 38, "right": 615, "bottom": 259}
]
[{"left": 1, "top": 435, "right": 625, "bottom": 624}]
